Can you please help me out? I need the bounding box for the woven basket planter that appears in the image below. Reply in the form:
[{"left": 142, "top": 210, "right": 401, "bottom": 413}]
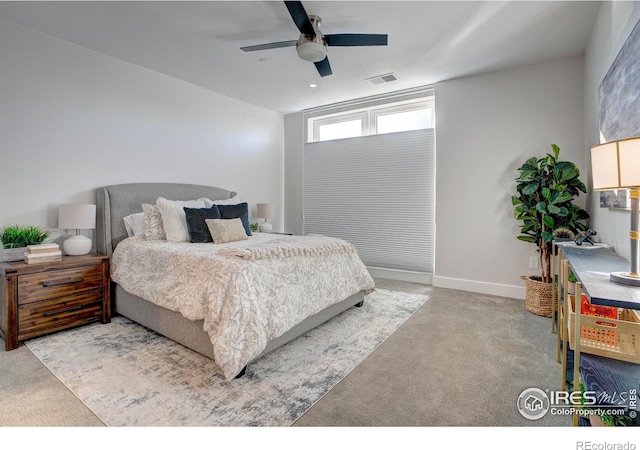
[{"left": 521, "top": 275, "right": 553, "bottom": 318}]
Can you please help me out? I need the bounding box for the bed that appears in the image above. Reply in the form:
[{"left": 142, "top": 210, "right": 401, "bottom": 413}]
[{"left": 96, "top": 183, "right": 375, "bottom": 380}]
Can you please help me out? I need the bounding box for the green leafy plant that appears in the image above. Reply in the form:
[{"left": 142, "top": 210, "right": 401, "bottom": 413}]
[
  {"left": 250, "top": 222, "right": 259, "bottom": 232},
  {"left": 0, "top": 225, "right": 51, "bottom": 249},
  {"left": 512, "top": 144, "right": 590, "bottom": 283}
]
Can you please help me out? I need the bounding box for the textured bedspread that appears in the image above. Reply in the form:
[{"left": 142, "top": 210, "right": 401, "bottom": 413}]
[{"left": 110, "top": 233, "right": 375, "bottom": 379}]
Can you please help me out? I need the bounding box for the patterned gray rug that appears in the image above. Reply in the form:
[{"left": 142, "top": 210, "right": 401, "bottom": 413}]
[{"left": 26, "top": 288, "right": 429, "bottom": 427}]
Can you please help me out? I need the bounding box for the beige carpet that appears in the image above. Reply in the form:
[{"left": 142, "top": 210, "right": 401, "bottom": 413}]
[{"left": 293, "top": 281, "right": 572, "bottom": 427}]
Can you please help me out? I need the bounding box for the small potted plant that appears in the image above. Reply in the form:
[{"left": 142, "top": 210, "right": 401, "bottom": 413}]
[
  {"left": 0, "top": 225, "right": 51, "bottom": 262},
  {"left": 250, "top": 223, "right": 259, "bottom": 233}
]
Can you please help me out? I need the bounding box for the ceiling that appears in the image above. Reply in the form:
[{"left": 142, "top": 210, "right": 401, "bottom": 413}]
[{"left": 0, "top": 1, "right": 601, "bottom": 114}]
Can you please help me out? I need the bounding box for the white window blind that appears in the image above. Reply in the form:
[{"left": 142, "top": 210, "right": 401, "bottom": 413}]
[{"left": 303, "top": 128, "right": 435, "bottom": 273}]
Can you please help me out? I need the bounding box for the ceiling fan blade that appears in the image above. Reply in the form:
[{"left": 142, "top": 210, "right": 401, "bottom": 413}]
[
  {"left": 325, "top": 34, "right": 388, "bottom": 47},
  {"left": 314, "top": 57, "right": 332, "bottom": 77},
  {"left": 240, "top": 40, "right": 297, "bottom": 52},
  {"left": 284, "top": 1, "right": 315, "bottom": 37}
]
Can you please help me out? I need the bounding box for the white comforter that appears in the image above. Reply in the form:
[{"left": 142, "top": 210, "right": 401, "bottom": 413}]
[{"left": 110, "top": 233, "right": 375, "bottom": 380}]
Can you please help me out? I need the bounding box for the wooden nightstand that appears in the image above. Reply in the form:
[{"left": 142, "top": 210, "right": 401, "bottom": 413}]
[{"left": 0, "top": 254, "right": 110, "bottom": 351}]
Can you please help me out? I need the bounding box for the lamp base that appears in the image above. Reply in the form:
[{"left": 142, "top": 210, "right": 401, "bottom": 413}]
[
  {"left": 259, "top": 222, "right": 273, "bottom": 233},
  {"left": 63, "top": 235, "right": 92, "bottom": 256},
  {"left": 610, "top": 272, "right": 640, "bottom": 287}
]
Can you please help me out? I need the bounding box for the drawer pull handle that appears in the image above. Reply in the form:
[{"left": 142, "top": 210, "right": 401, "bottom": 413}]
[
  {"left": 42, "top": 305, "right": 84, "bottom": 316},
  {"left": 42, "top": 278, "right": 84, "bottom": 288}
]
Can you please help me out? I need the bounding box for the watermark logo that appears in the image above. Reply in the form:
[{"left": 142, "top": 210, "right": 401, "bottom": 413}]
[
  {"left": 517, "top": 387, "right": 638, "bottom": 421},
  {"left": 517, "top": 387, "right": 550, "bottom": 420}
]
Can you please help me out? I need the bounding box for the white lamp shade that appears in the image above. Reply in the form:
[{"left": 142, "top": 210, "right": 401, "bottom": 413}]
[
  {"left": 619, "top": 138, "right": 640, "bottom": 187},
  {"left": 59, "top": 204, "right": 96, "bottom": 230},
  {"left": 591, "top": 142, "right": 621, "bottom": 190},
  {"left": 257, "top": 203, "right": 274, "bottom": 219},
  {"left": 591, "top": 137, "right": 640, "bottom": 190}
]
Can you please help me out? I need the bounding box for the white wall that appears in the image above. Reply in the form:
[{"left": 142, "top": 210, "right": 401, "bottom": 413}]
[
  {"left": 0, "top": 19, "right": 284, "bottom": 244},
  {"left": 283, "top": 56, "right": 586, "bottom": 298},
  {"left": 284, "top": 112, "right": 304, "bottom": 236},
  {"left": 433, "top": 56, "right": 587, "bottom": 299},
  {"left": 584, "top": 2, "right": 640, "bottom": 261}
]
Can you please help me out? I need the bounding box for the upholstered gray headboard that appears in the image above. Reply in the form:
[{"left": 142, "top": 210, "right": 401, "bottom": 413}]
[{"left": 96, "top": 183, "right": 236, "bottom": 256}]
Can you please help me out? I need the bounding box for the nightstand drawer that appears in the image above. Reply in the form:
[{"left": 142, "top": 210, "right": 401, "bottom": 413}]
[
  {"left": 18, "top": 289, "right": 103, "bottom": 340},
  {"left": 17, "top": 265, "right": 103, "bottom": 305}
]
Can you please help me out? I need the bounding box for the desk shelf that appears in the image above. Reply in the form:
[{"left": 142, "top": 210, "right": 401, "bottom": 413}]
[{"left": 554, "top": 242, "right": 640, "bottom": 426}]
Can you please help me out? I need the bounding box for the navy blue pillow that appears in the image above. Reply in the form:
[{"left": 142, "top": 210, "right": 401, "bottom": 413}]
[
  {"left": 217, "top": 202, "right": 252, "bottom": 236},
  {"left": 184, "top": 206, "right": 221, "bottom": 243}
]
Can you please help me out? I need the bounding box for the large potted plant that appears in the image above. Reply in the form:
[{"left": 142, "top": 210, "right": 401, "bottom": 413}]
[{"left": 512, "top": 144, "right": 589, "bottom": 316}]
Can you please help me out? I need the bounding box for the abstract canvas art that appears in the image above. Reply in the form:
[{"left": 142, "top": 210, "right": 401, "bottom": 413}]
[
  {"left": 598, "top": 18, "right": 640, "bottom": 208},
  {"left": 599, "top": 18, "right": 640, "bottom": 142}
]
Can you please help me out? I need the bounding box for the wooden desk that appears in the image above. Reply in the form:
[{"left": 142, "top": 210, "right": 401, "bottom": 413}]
[{"left": 561, "top": 245, "right": 640, "bottom": 310}]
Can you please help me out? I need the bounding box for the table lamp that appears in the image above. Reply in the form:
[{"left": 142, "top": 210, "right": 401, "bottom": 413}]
[
  {"left": 591, "top": 136, "right": 640, "bottom": 286},
  {"left": 257, "top": 203, "right": 274, "bottom": 233},
  {"left": 59, "top": 203, "right": 96, "bottom": 255}
]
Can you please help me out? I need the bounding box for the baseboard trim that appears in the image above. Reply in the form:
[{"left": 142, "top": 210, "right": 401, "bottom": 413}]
[
  {"left": 366, "top": 269, "right": 527, "bottom": 299},
  {"left": 366, "top": 267, "right": 433, "bottom": 285},
  {"left": 432, "top": 276, "right": 525, "bottom": 299}
]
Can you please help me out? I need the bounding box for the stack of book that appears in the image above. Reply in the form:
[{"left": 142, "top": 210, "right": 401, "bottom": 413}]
[{"left": 24, "top": 243, "right": 62, "bottom": 264}]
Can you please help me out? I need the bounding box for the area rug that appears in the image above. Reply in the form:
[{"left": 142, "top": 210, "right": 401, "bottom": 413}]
[{"left": 26, "top": 288, "right": 429, "bottom": 427}]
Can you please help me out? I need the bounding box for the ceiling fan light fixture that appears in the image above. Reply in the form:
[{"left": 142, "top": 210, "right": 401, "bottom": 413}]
[
  {"left": 242, "top": 2, "right": 388, "bottom": 76},
  {"left": 297, "top": 41, "right": 326, "bottom": 62}
]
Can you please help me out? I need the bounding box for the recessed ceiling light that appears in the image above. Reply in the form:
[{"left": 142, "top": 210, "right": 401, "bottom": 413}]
[{"left": 309, "top": 83, "right": 318, "bottom": 88}]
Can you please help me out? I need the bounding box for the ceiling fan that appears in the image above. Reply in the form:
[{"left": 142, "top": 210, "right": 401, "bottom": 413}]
[{"left": 240, "top": 1, "right": 388, "bottom": 77}]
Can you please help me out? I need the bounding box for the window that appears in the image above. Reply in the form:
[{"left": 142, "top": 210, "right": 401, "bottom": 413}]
[
  {"left": 313, "top": 111, "right": 367, "bottom": 142},
  {"left": 302, "top": 86, "right": 436, "bottom": 274},
  {"left": 306, "top": 90, "right": 434, "bottom": 143},
  {"left": 375, "top": 107, "right": 432, "bottom": 134},
  {"left": 317, "top": 119, "right": 362, "bottom": 141}
]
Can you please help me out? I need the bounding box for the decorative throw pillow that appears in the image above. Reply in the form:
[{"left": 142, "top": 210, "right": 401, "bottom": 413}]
[
  {"left": 217, "top": 202, "right": 252, "bottom": 236},
  {"left": 205, "top": 218, "right": 249, "bottom": 244},
  {"left": 203, "top": 195, "right": 241, "bottom": 207},
  {"left": 142, "top": 204, "right": 166, "bottom": 240},
  {"left": 123, "top": 212, "right": 145, "bottom": 237},
  {"left": 156, "top": 197, "right": 206, "bottom": 242},
  {"left": 184, "top": 206, "right": 222, "bottom": 243}
]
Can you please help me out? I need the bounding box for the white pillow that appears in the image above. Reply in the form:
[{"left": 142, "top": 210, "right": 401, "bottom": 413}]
[
  {"left": 205, "top": 218, "right": 249, "bottom": 244},
  {"left": 156, "top": 197, "right": 206, "bottom": 242},
  {"left": 203, "top": 195, "right": 240, "bottom": 207},
  {"left": 123, "top": 212, "right": 145, "bottom": 237}
]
